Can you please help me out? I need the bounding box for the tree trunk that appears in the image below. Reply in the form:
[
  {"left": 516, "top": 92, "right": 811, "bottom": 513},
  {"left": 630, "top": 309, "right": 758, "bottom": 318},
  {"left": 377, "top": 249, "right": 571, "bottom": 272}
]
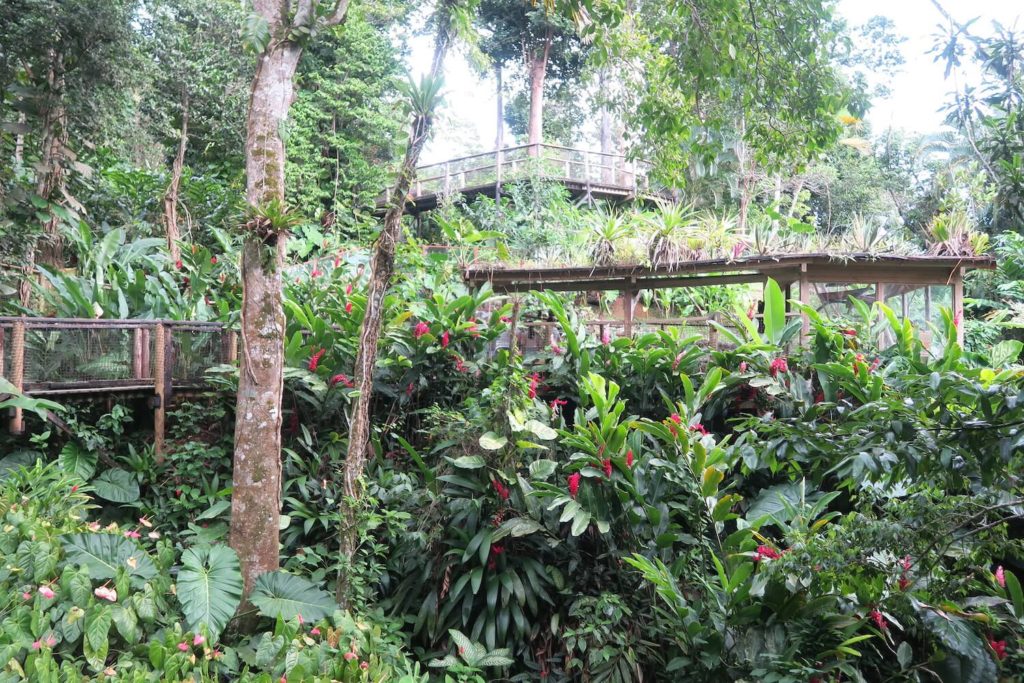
[
  {"left": 599, "top": 69, "right": 613, "bottom": 183},
  {"left": 230, "top": 22, "right": 303, "bottom": 617},
  {"left": 495, "top": 65, "right": 504, "bottom": 203},
  {"left": 32, "top": 50, "right": 69, "bottom": 278},
  {"left": 526, "top": 28, "right": 552, "bottom": 152},
  {"left": 162, "top": 93, "right": 189, "bottom": 264},
  {"left": 338, "top": 11, "right": 453, "bottom": 606}
]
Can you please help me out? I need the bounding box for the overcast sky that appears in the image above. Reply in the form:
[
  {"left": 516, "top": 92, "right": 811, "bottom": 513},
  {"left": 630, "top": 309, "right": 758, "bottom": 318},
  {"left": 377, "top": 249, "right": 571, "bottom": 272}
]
[{"left": 411, "top": 0, "right": 1022, "bottom": 163}]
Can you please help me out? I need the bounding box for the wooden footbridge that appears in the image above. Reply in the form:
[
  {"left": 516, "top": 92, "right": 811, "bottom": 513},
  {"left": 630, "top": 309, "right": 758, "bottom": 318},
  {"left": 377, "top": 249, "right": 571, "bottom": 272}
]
[
  {"left": 0, "top": 317, "right": 236, "bottom": 454},
  {"left": 378, "top": 143, "right": 663, "bottom": 215}
]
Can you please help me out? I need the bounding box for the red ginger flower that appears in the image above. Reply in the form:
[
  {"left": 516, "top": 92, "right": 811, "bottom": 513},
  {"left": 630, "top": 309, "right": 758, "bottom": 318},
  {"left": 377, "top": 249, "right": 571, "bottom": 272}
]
[
  {"left": 345, "top": 282, "right": 353, "bottom": 294},
  {"left": 413, "top": 321, "right": 430, "bottom": 338},
  {"left": 870, "top": 609, "right": 887, "bottom": 630},
  {"left": 753, "top": 545, "right": 781, "bottom": 562},
  {"left": 551, "top": 398, "right": 568, "bottom": 411},
  {"left": 210, "top": 256, "right": 217, "bottom": 265},
  {"left": 330, "top": 373, "right": 354, "bottom": 388},
  {"left": 626, "top": 450, "right": 634, "bottom": 468},
  {"left": 690, "top": 423, "right": 708, "bottom": 436},
  {"left": 739, "top": 361, "right": 748, "bottom": 372},
  {"left": 311, "top": 268, "right": 322, "bottom": 278},
  {"left": 989, "top": 638, "right": 1007, "bottom": 661},
  {"left": 601, "top": 329, "right": 611, "bottom": 345},
  {"left": 528, "top": 373, "right": 540, "bottom": 399},
  {"left": 670, "top": 413, "right": 682, "bottom": 424},
  {"left": 996, "top": 565, "right": 1006, "bottom": 588},
  {"left": 769, "top": 357, "right": 789, "bottom": 376},
  {"left": 345, "top": 301, "right": 353, "bottom": 314},
  {"left": 441, "top": 330, "right": 450, "bottom": 348},
  {"left": 901, "top": 555, "right": 912, "bottom": 572},
  {"left": 602, "top": 458, "right": 613, "bottom": 479},
  {"left": 308, "top": 348, "right": 325, "bottom": 372},
  {"left": 491, "top": 479, "right": 510, "bottom": 501},
  {"left": 898, "top": 576, "right": 910, "bottom": 591},
  {"left": 453, "top": 355, "right": 467, "bottom": 372},
  {"left": 568, "top": 472, "right": 581, "bottom": 498}
]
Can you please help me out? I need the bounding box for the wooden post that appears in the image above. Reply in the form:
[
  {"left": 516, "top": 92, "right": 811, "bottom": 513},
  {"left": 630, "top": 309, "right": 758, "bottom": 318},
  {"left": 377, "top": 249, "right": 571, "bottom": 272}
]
[
  {"left": 0, "top": 324, "right": 5, "bottom": 379},
  {"left": 952, "top": 268, "right": 965, "bottom": 346},
  {"left": 925, "top": 286, "right": 932, "bottom": 324},
  {"left": 707, "top": 313, "right": 719, "bottom": 350},
  {"left": 799, "top": 264, "right": 810, "bottom": 344},
  {"left": 509, "top": 298, "right": 521, "bottom": 357},
  {"left": 226, "top": 330, "right": 238, "bottom": 364},
  {"left": 9, "top": 318, "right": 25, "bottom": 434},
  {"left": 153, "top": 323, "right": 166, "bottom": 460},
  {"left": 876, "top": 282, "right": 887, "bottom": 347},
  {"left": 623, "top": 287, "right": 635, "bottom": 338},
  {"left": 132, "top": 327, "right": 144, "bottom": 379}
]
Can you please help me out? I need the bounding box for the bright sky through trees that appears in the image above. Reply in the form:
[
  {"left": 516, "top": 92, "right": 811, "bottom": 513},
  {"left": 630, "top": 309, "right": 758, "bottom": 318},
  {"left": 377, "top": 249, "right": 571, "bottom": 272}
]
[{"left": 414, "top": 0, "right": 1022, "bottom": 163}]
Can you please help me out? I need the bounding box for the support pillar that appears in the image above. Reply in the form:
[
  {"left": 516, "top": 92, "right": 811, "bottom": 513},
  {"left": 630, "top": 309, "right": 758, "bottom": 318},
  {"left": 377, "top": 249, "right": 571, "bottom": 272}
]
[
  {"left": 623, "top": 285, "right": 635, "bottom": 338},
  {"left": 952, "top": 268, "right": 965, "bottom": 346},
  {"left": 9, "top": 318, "right": 25, "bottom": 434},
  {"left": 153, "top": 323, "right": 167, "bottom": 461},
  {"left": 798, "top": 264, "right": 811, "bottom": 344}
]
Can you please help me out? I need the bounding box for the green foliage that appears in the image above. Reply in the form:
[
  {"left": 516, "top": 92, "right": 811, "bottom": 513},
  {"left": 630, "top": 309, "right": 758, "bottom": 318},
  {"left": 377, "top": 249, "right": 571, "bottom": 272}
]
[{"left": 177, "top": 545, "right": 243, "bottom": 641}]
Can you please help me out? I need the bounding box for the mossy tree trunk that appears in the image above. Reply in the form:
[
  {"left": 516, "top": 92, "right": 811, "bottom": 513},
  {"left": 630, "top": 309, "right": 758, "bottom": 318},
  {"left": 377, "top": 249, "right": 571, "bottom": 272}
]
[
  {"left": 338, "top": 9, "right": 454, "bottom": 606},
  {"left": 162, "top": 92, "right": 189, "bottom": 265},
  {"left": 231, "top": 0, "right": 349, "bottom": 622}
]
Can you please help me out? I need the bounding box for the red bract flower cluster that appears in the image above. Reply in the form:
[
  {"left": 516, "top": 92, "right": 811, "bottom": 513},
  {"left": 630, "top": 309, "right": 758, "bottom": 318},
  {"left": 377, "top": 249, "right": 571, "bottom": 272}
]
[
  {"left": 551, "top": 398, "right": 568, "bottom": 411},
  {"left": 210, "top": 256, "right": 218, "bottom": 265},
  {"left": 330, "top": 373, "right": 354, "bottom": 388},
  {"left": 668, "top": 413, "right": 682, "bottom": 436},
  {"left": 996, "top": 565, "right": 1006, "bottom": 588},
  {"left": 308, "top": 348, "right": 325, "bottom": 372},
  {"left": 528, "top": 373, "right": 540, "bottom": 399},
  {"left": 870, "top": 609, "right": 887, "bottom": 630},
  {"left": 441, "top": 330, "right": 450, "bottom": 348},
  {"left": 690, "top": 423, "right": 708, "bottom": 436},
  {"left": 345, "top": 282, "right": 353, "bottom": 295},
  {"left": 602, "top": 458, "right": 613, "bottom": 479},
  {"left": 568, "top": 472, "right": 581, "bottom": 498},
  {"left": 626, "top": 450, "right": 634, "bottom": 468},
  {"left": 897, "top": 555, "right": 912, "bottom": 591},
  {"left": 413, "top": 321, "right": 430, "bottom": 339},
  {"left": 492, "top": 479, "right": 510, "bottom": 501},
  {"left": 601, "top": 329, "right": 611, "bottom": 345},
  {"left": 753, "top": 545, "right": 781, "bottom": 562},
  {"left": 311, "top": 268, "right": 322, "bottom": 278},
  {"left": 344, "top": 301, "right": 353, "bottom": 314},
  {"left": 989, "top": 638, "right": 1007, "bottom": 661},
  {"left": 769, "top": 357, "right": 789, "bottom": 376}
]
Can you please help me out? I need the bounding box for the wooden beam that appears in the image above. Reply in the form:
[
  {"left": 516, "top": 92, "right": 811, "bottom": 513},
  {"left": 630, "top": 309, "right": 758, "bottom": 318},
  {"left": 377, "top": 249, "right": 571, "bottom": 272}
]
[
  {"left": 153, "top": 323, "right": 167, "bottom": 461},
  {"left": 799, "top": 263, "right": 810, "bottom": 343},
  {"left": 623, "top": 286, "right": 635, "bottom": 337},
  {"left": 484, "top": 270, "right": 800, "bottom": 293}
]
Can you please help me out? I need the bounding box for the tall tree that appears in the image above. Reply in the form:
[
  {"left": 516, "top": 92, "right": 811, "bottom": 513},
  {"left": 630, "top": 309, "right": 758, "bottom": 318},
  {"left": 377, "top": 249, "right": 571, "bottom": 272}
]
[
  {"left": 477, "top": 0, "right": 586, "bottom": 147},
  {"left": 231, "top": 0, "right": 350, "bottom": 612},
  {"left": 340, "top": 0, "right": 472, "bottom": 604}
]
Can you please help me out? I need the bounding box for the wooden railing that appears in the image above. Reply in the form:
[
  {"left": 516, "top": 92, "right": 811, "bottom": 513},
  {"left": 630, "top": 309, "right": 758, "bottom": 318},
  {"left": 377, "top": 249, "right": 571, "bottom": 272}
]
[
  {"left": 412, "top": 144, "right": 654, "bottom": 199},
  {"left": 0, "top": 317, "right": 235, "bottom": 452}
]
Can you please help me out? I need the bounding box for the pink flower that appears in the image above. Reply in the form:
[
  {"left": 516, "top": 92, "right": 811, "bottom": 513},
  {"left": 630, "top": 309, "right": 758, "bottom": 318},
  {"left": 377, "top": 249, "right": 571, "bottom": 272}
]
[
  {"left": 996, "top": 566, "right": 1006, "bottom": 588},
  {"left": 22, "top": 592, "right": 31, "bottom": 601},
  {"left": 344, "top": 301, "right": 353, "bottom": 314},
  {"left": 94, "top": 586, "right": 118, "bottom": 602},
  {"left": 413, "top": 321, "right": 430, "bottom": 339},
  {"left": 124, "top": 530, "right": 141, "bottom": 539},
  {"left": 491, "top": 479, "right": 510, "bottom": 501},
  {"left": 175, "top": 259, "right": 183, "bottom": 270},
  {"left": 344, "top": 652, "right": 357, "bottom": 661},
  {"left": 310, "top": 627, "right": 321, "bottom": 636},
  {"left": 360, "top": 662, "right": 369, "bottom": 671},
  {"left": 870, "top": 609, "right": 887, "bottom": 630},
  {"left": 901, "top": 555, "right": 912, "bottom": 572},
  {"left": 441, "top": 330, "right": 450, "bottom": 348},
  {"left": 753, "top": 545, "right": 781, "bottom": 562},
  {"left": 38, "top": 586, "right": 55, "bottom": 599},
  {"left": 405, "top": 382, "right": 414, "bottom": 397},
  {"left": 193, "top": 634, "right": 205, "bottom": 646},
  {"left": 602, "top": 458, "right": 613, "bottom": 479},
  {"left": 71, "top": 485, "right": 78, "bottom": 493},
  {"left": 551, "top": 398, "right": 568, "bottom": 411},
  {"left": 178, "top": 642, "right": 189, "bottom": 652},
  {"left": 453, "top": 355, "right": 467, "bottom": 373},
  {"left": 690, "top": 423, "right": 708, "bottom": 436},
  {"left": 308, "top": 348, "right": 325, "bottom": 372},
  {"left": 601, "top": 329, "right": 611, "bottom": 345},
  {"left": 568, "top": 472, "right": 581, "bottom": 498},
  {"left": 898, "top": 576, "right": 910, "bottom": 591},
  {"left": 345, "top": 282, "right": 353, "bottom": 295},
  {"left": 842, "top": 328, "right": 856, "bottom": 337},
  {"left": 739, "top": 361, "right": 748, "bottom": 372},
  {"left": 954, "top": 311, "right": 962, "bottom": 328},
  {"left": 31, "top": 641, "right": 41, "bottom": 651},
  {"left": 670, "top": 413, "right": 682, "bottom": 424},
  {"left": 989, "top": 638, "right": 1007, "bottom": 661},
  {"left": 331, "top": 373, "right": 354, "bottom": 388},
  {"left": 528, "top": 373, "right": 540, "bottom": 399},
  {"left": 626, "top": 450, "right": 634, "bottom": 468},
  {"left": 210, "top": 256, "right": 218, "bottom": 265},
  {"left": 311, "top": 268, "right": 322, "bottom": 278},
  {"left": 44, "top": 635, "right": 56, "bottom": 647},
  {"left": 769, "top": 357, "right": 789, "bottom": 376}
]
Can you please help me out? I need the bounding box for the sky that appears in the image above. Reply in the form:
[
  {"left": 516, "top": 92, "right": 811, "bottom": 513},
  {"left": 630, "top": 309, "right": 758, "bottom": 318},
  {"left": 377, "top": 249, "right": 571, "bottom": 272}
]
[{"left": 412, "top": 0, "right": 1021, "bottom": 164}]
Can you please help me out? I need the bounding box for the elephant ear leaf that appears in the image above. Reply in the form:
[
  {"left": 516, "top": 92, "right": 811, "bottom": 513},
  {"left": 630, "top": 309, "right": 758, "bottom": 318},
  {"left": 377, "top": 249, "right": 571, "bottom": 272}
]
[
  {"left": 177, "top": 545, "right": 243, "bottom": 642},
  {"left": 249, "top": 571, "right": 335, "bottom": 622}
]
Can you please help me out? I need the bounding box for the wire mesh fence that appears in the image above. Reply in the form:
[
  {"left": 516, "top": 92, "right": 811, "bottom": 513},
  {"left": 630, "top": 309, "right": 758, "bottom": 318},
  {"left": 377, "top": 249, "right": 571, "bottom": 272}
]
[{"left": 0, "top": 318, "right": 235, "bottom": 392}]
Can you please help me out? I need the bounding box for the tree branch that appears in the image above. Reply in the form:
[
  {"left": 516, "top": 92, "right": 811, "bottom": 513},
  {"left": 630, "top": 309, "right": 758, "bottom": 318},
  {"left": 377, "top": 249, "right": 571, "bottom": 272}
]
[{"left": 324, "top": 0, "right": 351, "bottom": 26}]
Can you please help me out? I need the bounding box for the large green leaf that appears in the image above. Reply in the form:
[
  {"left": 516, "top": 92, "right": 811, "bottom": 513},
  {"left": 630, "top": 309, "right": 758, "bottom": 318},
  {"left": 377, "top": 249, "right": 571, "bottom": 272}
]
[
  {"left": 92, "top": 468, "right": 140, "bottom": 503},
  {"left": 177, "top": 545, "right": 243, "bottom": 641},
  {"left": 249, "top": 571, "right": 336, "bottom": 622},
  {"left": 0, "top": 450, "right": 38, "bottom": 479},
  {"left": 763, "top": 278, "right": 786, "bottom": 345},
  {"left": 59, "top": 442, "right": 97, "bottom": 480},
  {"left": 61, "top": 533, "right": 156, "bottom": 581}
]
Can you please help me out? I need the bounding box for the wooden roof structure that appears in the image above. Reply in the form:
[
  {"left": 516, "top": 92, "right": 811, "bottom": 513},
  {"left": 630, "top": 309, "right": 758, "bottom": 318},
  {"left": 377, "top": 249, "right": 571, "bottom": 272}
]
[{"left": 464, "top": 253, "right": 997, "bottom": 346}]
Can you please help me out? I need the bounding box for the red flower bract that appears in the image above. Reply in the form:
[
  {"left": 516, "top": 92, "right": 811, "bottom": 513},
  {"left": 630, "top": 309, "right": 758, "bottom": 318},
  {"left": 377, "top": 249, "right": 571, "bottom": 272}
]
[
  {"left": 870, "top": 609, "right": 887, "bottom": 630},
  {"left": 690, "top": 423, "right": 708, "bottom": 436},
  {"left": 753, "top": 544, "right": 781, "bottom": 562},
  {"left": 989, "top": 638, "right": 1007, "bottom": 661},
  {"left": 308, "top": 348, "right": 326, "bottom": 372},
  {"left": 330, "top": 373, "right": 354, "bottom": 388},
  {"left": 491, "top": 479, "right": 510, "bottom": 501},
  {"left": 413, "top": 321, "right": 430, "bottom": 339},
  {"left": 626, "top": 450, "right": 634, "bottom": 468},
  {"left": 528, "top": 373, "right": 540, "bottom": 399},
  {"left": 568, "top": 472, "right": 581, "bottom": 498},
  {"left": 996, "top": 565, "right": 1006, "bottom": 588},
  {"left": 769, "top": 357, "right": 789, "bottom": 376},
  {"left": 210, "top": 256, "right": 217, "bottom": 265},
  {"left": 441, "top": 330, "right": 449, "bottom": 348},
  {"left": 602, "top": 458, "right": 613, "bottom": 479},
  {"left": 345, "top": 301, "right": 353, "bottom": 314}
]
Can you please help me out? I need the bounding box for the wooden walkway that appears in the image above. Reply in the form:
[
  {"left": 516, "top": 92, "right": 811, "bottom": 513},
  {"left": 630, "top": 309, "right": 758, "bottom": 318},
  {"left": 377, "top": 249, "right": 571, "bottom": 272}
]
[
  {"left": 1, "top": 317, "right": 236, "bottom": 453},
  {"left": 378, "top": 144, "right": 663, "bottom": 215}
]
